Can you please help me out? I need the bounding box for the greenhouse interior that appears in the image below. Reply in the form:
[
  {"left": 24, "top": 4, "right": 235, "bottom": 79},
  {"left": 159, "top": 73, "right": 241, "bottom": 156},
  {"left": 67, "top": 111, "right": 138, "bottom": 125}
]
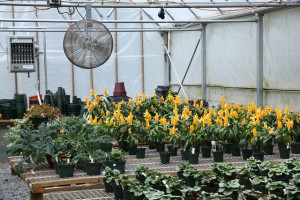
[{"left": 0, "top": 0, "right": 300, "bottom": 200}]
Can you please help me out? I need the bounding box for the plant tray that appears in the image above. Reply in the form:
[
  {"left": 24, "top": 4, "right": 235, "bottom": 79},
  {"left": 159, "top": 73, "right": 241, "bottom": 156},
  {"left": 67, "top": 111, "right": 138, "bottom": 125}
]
[{"left": 43, "top": 189, "right": 114, "bottom": 200}]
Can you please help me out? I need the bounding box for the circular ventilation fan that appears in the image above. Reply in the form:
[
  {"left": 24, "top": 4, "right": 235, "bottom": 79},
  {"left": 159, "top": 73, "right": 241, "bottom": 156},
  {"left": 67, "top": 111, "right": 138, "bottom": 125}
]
[{"left": 63, "top": 19, "right": 113, "bottom": 69}]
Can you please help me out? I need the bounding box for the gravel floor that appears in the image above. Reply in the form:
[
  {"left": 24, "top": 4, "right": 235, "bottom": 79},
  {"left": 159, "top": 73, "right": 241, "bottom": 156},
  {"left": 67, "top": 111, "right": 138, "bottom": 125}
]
[{"left": 0, "top": 162, "right": 29, "bottom": 200}]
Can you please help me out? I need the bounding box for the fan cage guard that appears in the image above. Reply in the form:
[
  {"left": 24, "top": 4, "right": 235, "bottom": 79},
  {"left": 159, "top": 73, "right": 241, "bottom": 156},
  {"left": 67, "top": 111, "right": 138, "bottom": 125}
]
[{"left": 63, "top": 19, "right": 113, "bottom": 69}]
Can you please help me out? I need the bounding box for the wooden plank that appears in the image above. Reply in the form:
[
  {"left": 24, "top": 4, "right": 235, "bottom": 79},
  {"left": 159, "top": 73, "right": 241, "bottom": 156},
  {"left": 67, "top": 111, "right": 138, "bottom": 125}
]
[
  {"left": 0, "top": 119, "right": 14, "bottom": 126},
  {"left": 43, "top": 183, "right": 104, "bottom": 193},
  {"left": 30, "top": 176, "right": 104, "bottom": 188}
]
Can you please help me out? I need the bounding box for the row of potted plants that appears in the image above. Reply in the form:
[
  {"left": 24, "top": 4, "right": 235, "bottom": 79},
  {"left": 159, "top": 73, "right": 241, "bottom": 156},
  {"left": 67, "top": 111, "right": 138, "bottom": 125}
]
[
  {"left": 103, "top": 158, "right": 300, "bottom": 200},
  {"left": 84, "top": 89, "right": 300, "bottom": 162}
]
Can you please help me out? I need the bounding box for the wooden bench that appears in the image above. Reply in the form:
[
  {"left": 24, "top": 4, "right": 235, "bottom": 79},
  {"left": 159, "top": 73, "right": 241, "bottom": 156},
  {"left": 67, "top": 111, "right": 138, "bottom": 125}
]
[{"left": 43, "top": 189, "right": 114, "bottom": 200}]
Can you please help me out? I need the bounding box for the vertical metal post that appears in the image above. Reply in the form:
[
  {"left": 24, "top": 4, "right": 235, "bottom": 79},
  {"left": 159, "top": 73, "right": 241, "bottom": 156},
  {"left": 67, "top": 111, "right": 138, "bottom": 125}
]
[
  {"left": 35, "top": 5, "right": 40, "bottom": 93},
  {"left": 114, "top": 9, "right": 119, "bottom": 83},
  {"left": 86, "top": 3, "right": 94, "bottom": 89},
  {"left": 43, "top": 32, "right": 48, "bottom": 91},
  {"left": 140, "top": 10, "right": 145, "bottom": 93},
  {"left": 257, "top": 14, "right": 264, "bottom": 107},
  {"left": 201, "top": 24, "right": 207, "bottom": 100},
  {"left": 12, "top": 5, "right": 18, "bottom": 94}
]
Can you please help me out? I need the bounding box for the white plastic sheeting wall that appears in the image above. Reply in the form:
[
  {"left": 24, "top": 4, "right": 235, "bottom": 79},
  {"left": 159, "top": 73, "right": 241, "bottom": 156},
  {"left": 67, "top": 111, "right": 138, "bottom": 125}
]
[
  {"left": 171, "top": 8, "right": 300, "bottom": 111},
  {"left": 0, "top": 6, "right": 165, "bottom": 101}
]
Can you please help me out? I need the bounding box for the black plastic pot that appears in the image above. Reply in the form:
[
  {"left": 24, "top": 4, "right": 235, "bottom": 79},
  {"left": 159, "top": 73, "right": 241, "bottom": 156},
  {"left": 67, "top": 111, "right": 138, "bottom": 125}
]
[
  {"left": 223, "top": 143, "right": 232, "bottom": 154},
  {"left": 167, "top": 145, "right": 178, "bottom": 156},
  {"left": 263, "top": 144, "right": 274, "bottom": 155},
  {"left": 229, "top": 192, "right": 239, "bottom": 200},
  {"left": 128, "top": 145, "right": 137, "bottom": 155},
  {"left": 108, "top": 160, "right": 126, "bottom": 174},
  {"left": 291, "top": 143, "right": 300, "bottom": 154},
  {"left": 57, "top": 163, "right": 75, "bottom": 178},
  {"left": 85, "top": 162, "right": 102, "bottom": 176},
  {"left": 100, "top": 143, "right": 113, "bottom": 153},
  {"left": 231, "top": 145, "right": 241, "bottom": 156},
  {"left": 118, "top": 140, "right": 129, "bottom": 152},
  {"left": 253, "top": 184, "right": 268, "bottom": 195},
  {"left": 213, "top": 151, "right": 224, "bottom": 162},
  {"left": 148, "top": 141, "right": 156, "bottom": 149},
  {"left": 45, "top": 154, "right": 54, "bottom": 169},
  {"left": 279, "top": 148, "right": 290, "bottom": 159},
  {"left": 188, "top": 153, "right": 199, "bottom": 164},
  {"left": 122, "top": 188, "right": 133, "bottom": 200},
  {"left": 29, "top": 117, "right": 49, "bottom": 129},
  {"left": 135, "top": 147, "right": 146, "bottom": 159},
  {"left": 159, "top": 151, "right": 171, "bottom": 164},
  {"left": 156, "top": 141, "right": 165, "bottom": 152},
  {"left": 104, "top": 178, "right": 113, "bottom": 193},
  {"left": 223, "top": 173, "right": 236, "bottom": 182},
  {"left": 201, "top": 146, "right": 211, "bottom": 158},
  {"left": 273, "top": 175, "right": 290, "bottom": 184},
  {"left": 181, "top": 149, "right": 190, "bottom": 160},
  {"left": 239, "top": 179, "right": 252, "bottom": 190},
  {"left": 131, "top": 194, "right": 145, "bottom": 200},
  {"left": 113, "top": 182, "right": 124, "bottom": 200},
  {"left": 242, "top": 149, "right": 252, "bottom": 160},
  {"left": 269, "top": 189, "right": 285, "bottom": 198},
  {"left": 253, "top": 151, "right": 264, "bottom": 161},
  {"left": 54, "top": 161, "right": 59, "bottom": 174}
]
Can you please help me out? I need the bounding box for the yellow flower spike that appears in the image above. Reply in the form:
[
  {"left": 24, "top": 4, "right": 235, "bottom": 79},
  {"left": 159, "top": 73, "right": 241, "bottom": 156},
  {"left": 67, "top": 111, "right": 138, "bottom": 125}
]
[
  {"left": 193, "top": 114, "right": 199, "bottom": 125},
  {"left": 224, "top": 117, "right": 229, "bottom": 127},
  {"left": 169, "top": 125, "right": 176, "bottom": 136},
  {"left": 283, "top": 116, "right": 287, "bottom": 123},
  {"left": 154, "top": 113, "right": 159, "bottom": 123},
  {"left": 204, "top": 109, "right": 207, "bottom": 115},
  {"left": 135, "top": 93, "right": 139, "bottom": 102},
  {"left": 193, "top": 100, "right": 197, "bottom": 108},
  {"left": 106, "top": 111, "right": 110, "bottom": 117},
  {"left": 200, "top": 100, "right": 203, "bottom": 109},
  {"left": 269, "top": 106, "right": 273, "bottom": 112},
  {"left": 218, "top": 110, "right": 224, "bottom": 118},
  {"left": 103, "top": 88, "right": 108, "bottom": 96},
  {"left": 90, "top": 88, "right": 95, "bottom": 97},
  {"left": 153, "top": 91, "right": 157, "bottom": 97},
  {"left": 224, "top": 102, "right": 229, "bottom": 109},
  {"left": 220, "top": 96, "right": 223, "bottom": 104},
  {"left": 185, "top": 97, "right": 189, "bottom": 105},
  {"left": 160, "top": 117, "right": 167, "bottom": 126},
  {"left": 93, "top": 116, "right": 98, "bottom": 125},
  {"left": 95, "top": 95, "right": 101, "bottom": 102},
  {"left": 225, "top": 109, "right": 229, "bottom": 117},
  {"left": 142, "top": 93, "right": 146, "bottom": 100},
  {"left": 264, "top": 122, "right": 267, "bottom": 129},
  {"left": 127, "top": 111, "right": 133, "bottom": 125},
  {"left": 146, "top": 120, "right": 150, "bottom": 130},
  {"left": 128, "top": 98, "right": 133, "bottom": 105},
  {"left": 120, "top": 116, "right": 125, "bottom": 123},
  {"left": 93, "top": 100, "right": 99, "bottom": 108},
  {"left": 189, "top": 125, "right": 195, "bottom": 133},
  {"left": 268, "top": 128, "right": 273, "bottom": 135},
  {"left": 100, "top": 109, "right": 104, "bottom": 115},
  {"left": 207, "top": 118, "right": 212, "bottom": 125},
  {"left": 278, "top": 120, "right": 283, "bottom": 129},
  {"left": 287, "top": 119, "right": 294, "bottom": 130},
  {"left": 219, "top": 119, "right": 223, "bottom": 127},
  {"left": 89, "top": 115, "right": 93, "bottom": 124},
  {"left": 285, "top": 107, "right": 289, "bottom": 115},
  {"left": 253, "top": 128, "right": 257, "bottom": 137},
  {"left": 242, "top": 118, "right": 246, "bottom": 124},
  {"left": 175, "top": 96, "right": 182, "bottom": 104},
  {"left": 121, "top": 100, "right": 125, "bottom": 105}
]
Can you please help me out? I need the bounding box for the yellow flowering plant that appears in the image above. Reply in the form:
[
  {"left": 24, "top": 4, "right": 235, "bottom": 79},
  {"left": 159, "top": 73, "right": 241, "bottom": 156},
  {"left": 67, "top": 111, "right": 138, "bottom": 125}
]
[{"left": 275, "top": 117, "right": 295, "bottom": 146}]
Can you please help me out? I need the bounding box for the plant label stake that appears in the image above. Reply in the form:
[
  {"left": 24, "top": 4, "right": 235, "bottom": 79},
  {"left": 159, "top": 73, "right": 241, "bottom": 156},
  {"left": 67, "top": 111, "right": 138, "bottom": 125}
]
[
  {"left": 89, "top": 155, "right": 94, "bottom": 163},
  {"left": 115, "top": 179, "right": 119, "bottom": 186},
  {"left": 211, "top": 141, "right": 216, "bottom": 152},
  {"left": 192, "top": 148, "right": 195, "bottom": 154}
]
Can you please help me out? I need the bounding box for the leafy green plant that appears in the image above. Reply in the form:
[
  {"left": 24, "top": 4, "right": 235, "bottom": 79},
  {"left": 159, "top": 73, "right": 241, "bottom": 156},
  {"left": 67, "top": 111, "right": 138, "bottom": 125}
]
[
  {"left": 104, "top": 167, "right": 122, "bottom": 184},
  {"left": 251, "top": 176, "right": 271, "bottom": 187},
  {"left": 218, "top": 179, "right": 242, "bottom": 196},
  {"left": 267, "top": 165, "right": 289, "bottom": 179},
  {"left": 109, "top": 149, "right": 125, "bottom": 161},
  {"left": 212, "top": 163, "right": 236, "bottom": 177},
  {"left": 284, "top": 185, "right": 300, "bottom": 200},
  {"left": 237, "top": 166, "right": 253, "bottom": 181},
  {"left": 266, "top": 181, "right": 287, "bottom": 192}
]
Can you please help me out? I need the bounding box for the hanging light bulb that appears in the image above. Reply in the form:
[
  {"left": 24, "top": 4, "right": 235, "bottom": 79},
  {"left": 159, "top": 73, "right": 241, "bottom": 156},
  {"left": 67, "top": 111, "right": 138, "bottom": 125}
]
[{"left": 158, "top": 8, "right": 165, "bottom": 19}]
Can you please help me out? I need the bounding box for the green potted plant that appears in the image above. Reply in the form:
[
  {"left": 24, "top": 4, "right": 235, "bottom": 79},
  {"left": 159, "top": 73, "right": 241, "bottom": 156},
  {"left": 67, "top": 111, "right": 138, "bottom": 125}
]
[
  {"left": 292, "top": 173, "right": 300, "bottom": 187},
  {"left": 24, "top": 104, "right": 62, "bottom": 129},
  {"left": 218, "top": 180, "right": 242, "bottom": 200},
  {"left": 259, "top": 161, "right": 276, "bottom": 177},
  {"left": 267, "top": 165, "right": 290, "bottom": 183},
  {"left": 247, "top": 157, "right": 262, "bottom": 176},
  {"left": 120, "top": 176, "right": 139, "bottom": 200},
  {"left": 175, "top": 163, "right": 192, "bottom": 180},
  {"left": 56, "top": 151, "right": 75, "bottom": 178},
  {"left": 239, "top": 131, "right": 253, "bottom": 160},
  {"left": 182, "top": 165, "right": 203, "bottom": 187},
  {"left": 133, "top": 165, "right": 152, "bottom": 183},
  {"left": 103, "top": 167, "right": 120, "bottom": 193},
  {"left": 284, "top": 185, "right": 300, "bottom": 200},
  {"left": 180, "top": 186, "right": 201, "bottom": 200},
  {"left": 262, "top": 125, "right": 275, "bottom": 155},
  {"left": 84, "top": 149, "right": 105, "bottom": 176},
  {"left": 211, "top": 127, "right": 225, "bottom": 163},
  {"left": 266, "top": 181, "right": 287, "bottom": 198},
  {"left": 108, "top": 149, "right": 126, "bottom": 173},
  {"left": 251, "top": 176, "right": 271, "bottom": 195},
  {"left": 212, "top": 163, "right": 236, "bottom": 181},
  {"left": 275, "top": 118, "right": 294, "bottom": 159},
  {"left": 237, "top": 166, "right": 253, "bottom": 190},
  {"left": 250, "top": 128, "right": 265, "bottom": 161},
  {"left": 94, "top": 124, "right": 113, "bottom": 153},
  {"left": 200, "top": 171, "right": 220, "bottom": 193}
]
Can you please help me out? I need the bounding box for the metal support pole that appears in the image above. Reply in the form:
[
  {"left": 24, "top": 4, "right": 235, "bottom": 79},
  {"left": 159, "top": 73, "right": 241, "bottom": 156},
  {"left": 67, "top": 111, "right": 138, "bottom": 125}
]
[
  {"left": 115, "top": 9, "right": 119, "bottom": 83},
  {"left": 256, "top": 14, "right": 264, "bottom": 107},
  {"left": 85, "top": 3, "right": 92, "bottom": 19},
  {"left": 178, "top": 34, "right": 201, "bottom": 93},
  {"left": 140, "top": 11, "right": 145, "bottom": 93},
  {"left": 12, "top": 5, "right": 18, "bottom": 94},
  {"left": 201, "top": 24, "right": 207, "bottom": 100},
  {"left": 43, "top": 32, "right": 48, "bottom": 91}
]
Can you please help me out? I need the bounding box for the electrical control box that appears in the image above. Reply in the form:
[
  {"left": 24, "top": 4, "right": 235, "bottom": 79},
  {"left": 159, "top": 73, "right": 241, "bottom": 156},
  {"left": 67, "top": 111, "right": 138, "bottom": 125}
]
[
  {"left": 48, "top": 0, "right": 61, "bottom": 7},
  {"left": 8, "top": 36, "right": 36, "bottom": 73}
]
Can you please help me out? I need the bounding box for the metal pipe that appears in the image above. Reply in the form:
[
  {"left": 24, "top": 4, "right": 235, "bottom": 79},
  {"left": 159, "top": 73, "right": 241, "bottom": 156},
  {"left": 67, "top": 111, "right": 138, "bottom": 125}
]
[
  {"left": 43, "top": 32, "right": 48, "bottom": 91},
  {"left": 0, "top": 18, "right": 258, "bottom": 23},
  {"left": 256, "top": 14, "right": 264, "bottom": 107},
  {"left": 0, "top": 28, "right": 202, "bottom": 32},
  {"left": 11, "top": 5, "right": 18, "bottom": 94},
  {"left": 0, "top": 2, "right": 299, "bottom": 8},
  {"left": 140, "top": 10, "right": 145, "bottom": 93},
  {"left": 35, "top": 4, "right": 41, "bottom": 93},
  {"left": 114, "top": 8, "right": 118, "bottom": 83},
  {"left": 178, "top": 33, "right": 201, "bottom": 94},
  {"left": 201, "top": 24, "right": 207, "bottom": 100}
]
